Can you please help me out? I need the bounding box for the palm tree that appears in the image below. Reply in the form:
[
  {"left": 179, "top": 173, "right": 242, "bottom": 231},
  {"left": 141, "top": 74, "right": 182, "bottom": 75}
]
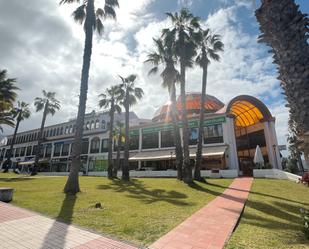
[
  {"left": 32, "top": 91, "right": 60, "bottom": 175},
  {"left": 2, "top": 101, "right": 31, "bottom": 173},
  {"left": 255, "top": 0, "right": 309, "bottom": 166},
  {"left": 113, "top": 121, "right": 124, "bottom": 178},
  {"left": 61, "top": 0, "right": 119, "bottom": 194},
  {"left": 194, "top": 29, "right": 224, "bottom": 181},
  {"left": 118, "top": 74, "right": 144, "bottom": 181},
  {"left": 0, "top": 69, "right": 19, "bottom": 131},
  {"left": 145, "top": 33, "right": 184, "bottom": 180},
  {"left": 98, "top": 85, "right": 121, "bottom": 179},
  {"left": 164, "top": 8, "right": 200, "bottom": 183}
]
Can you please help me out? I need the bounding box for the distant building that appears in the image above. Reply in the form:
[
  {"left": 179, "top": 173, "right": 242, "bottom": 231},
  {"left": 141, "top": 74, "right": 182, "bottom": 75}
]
[{"left": 0, "top": 93, "right": 282, "bottom": 176}]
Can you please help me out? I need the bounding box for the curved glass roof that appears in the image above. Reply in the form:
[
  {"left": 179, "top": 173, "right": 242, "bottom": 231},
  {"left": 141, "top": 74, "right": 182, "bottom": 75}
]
[{"left": 226, "top": 96, "right": 273, "bottom": 127}]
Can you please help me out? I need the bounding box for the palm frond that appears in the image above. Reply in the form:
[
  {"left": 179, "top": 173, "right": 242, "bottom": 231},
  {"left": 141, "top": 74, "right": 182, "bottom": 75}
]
[{"left": 72, "top": 4, "right": 86, "bottom": 24}]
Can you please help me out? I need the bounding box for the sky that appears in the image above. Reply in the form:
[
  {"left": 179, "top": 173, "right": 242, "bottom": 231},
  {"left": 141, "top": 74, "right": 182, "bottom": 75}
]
[{"left": 0, "top": 0, "right": 308, "bottom": 148}]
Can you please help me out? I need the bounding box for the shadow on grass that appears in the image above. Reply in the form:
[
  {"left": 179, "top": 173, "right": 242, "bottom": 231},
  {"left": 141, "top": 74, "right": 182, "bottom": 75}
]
[
  {"left": 0, "top": 177, "right": 34, "bottom": 182},
  {"left": 40, "top": 194, "right": 77, "bottom": 249},
  {"left": 97, "top": 179, "right": 191, "bottom": 206}
]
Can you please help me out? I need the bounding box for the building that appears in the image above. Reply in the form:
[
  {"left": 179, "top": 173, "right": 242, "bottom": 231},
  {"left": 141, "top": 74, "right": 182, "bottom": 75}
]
[{"left": 0, "top": 93, "right": 282, "bottom": 176}]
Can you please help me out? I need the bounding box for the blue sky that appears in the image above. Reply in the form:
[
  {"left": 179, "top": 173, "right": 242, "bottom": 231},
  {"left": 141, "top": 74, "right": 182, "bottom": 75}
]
[{"left": 0, "top": 0, "right": 308, "bottom": 148}]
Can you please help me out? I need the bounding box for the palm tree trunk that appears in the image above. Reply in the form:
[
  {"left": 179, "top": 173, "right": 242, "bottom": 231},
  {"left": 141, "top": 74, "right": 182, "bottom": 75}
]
[
  {"left": 32, "top": 103, "right": 48, "bottom": 176},
  {"left": 2, "top": 113, "right": 20, "bottom": 173},
  {"left": 113, "top": 130, "right": 121, "bottom": 178},
  {"left": 107, "top": 101, "right": 115, "bottom": 179},
  {"left": 194, "top": 64, "right": 207, "bottom": 181},
  {"left": 122, "top": 91, "right": 130, "bottom": 181},
  {"left": 170, "top": 83, "right": 183, "bottom": 180},
  {"left": 180, "top": 62, "right": 192, "bottom": 183},
  {"left": 64, "top": 0, "right": 94, "bottom": 194}
]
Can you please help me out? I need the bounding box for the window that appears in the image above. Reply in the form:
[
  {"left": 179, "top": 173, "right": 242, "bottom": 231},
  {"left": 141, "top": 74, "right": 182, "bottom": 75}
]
[
  {"left": 161, "top": 130, "right": 174, "bottom": 148},
  {"left": 15, "top": 148, "right": 21, "bottom": 157},
  {"left": 90, "top": 137, "right": 100, "bottom": 153},
  {"left": 142, "top": 132, "right": 159, "bottom": 149},
  {"left": 204, "top": 124, "right": 223, "bottom": 144},
  {"left": 65, "top": 126, "right": 69, "bottom": 134},
  {"left": 101, "top": 139, "right": 109, "bottom": 153},
  {"left": 82, "top": 139, "right": 89, "bottom": 154},
  {"left": 188, "top": 128, "right": 198, "bottom": 145},
  {"left": 53, "top": 144, "right": 62, "bottom": 157},
  {"left": 20, "top": 147, "right": 26, "bottom": 157},
  {"left": 60, "top": 127, "right": 63, "bottom": 135},
  {"left": 95, "top": 120, "right": 100, "bottom": 129},
  {"left": 102, "top": 120, "right": 106, "bottom": 130},
  {"left": 45, "top": 144, "right": 52, "bottom": 157},
  {"left": 32, "top": 145, "right": 38, "bottom": 155},
  {"left": 62, "top": 144, "right": 70, "bottom": 156},
  {"left": 39, "top": 145, "right": 44, "bottom": 157},
  {"left": 86, "top": 122, "right": 90, "bottom": 130},
  {"left": 26, "top": 146, "right": 32, "bottom": 156},
  {"left": 90, "top": 121, "right": 95, "bottom": 130},
  {"left": 73, "top": 125, "right": 76, "bottom": 133},
  {"left": 130, "top": 135, "right": 139, "bottom": 150},
  {"left": 5, "top": 149, "right": 11, "bottom": 158},
  {"left": 69, "top": 125, "right": 73, "bottom": 134}
]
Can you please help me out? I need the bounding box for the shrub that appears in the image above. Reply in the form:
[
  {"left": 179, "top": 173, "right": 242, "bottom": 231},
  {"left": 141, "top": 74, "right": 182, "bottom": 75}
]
[{"left": 300, "top": 208, "right": 309, "bottom": 239}]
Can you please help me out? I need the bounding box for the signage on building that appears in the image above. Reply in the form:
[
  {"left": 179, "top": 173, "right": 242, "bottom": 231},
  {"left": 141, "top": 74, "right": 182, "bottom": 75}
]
[{"left": 130, "top": 116, "right": 226, "bottom": 135}]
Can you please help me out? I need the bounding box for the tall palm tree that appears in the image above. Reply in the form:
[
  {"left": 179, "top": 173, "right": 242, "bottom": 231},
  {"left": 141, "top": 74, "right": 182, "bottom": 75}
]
[
  {"left": 145, "top": 32, "right": 184, "bottom": 180},
  {"left": 164, "top": 8, "right": 200, "bottom": 183},
  {"left": 2, "top": 101, "right": 31, "bottom": 173},
  {"left": 194, "top": 29, "right": 224, "bottom": 181},
  {"left": 113, "top": 121, "right": 124, "bottom": 178},
  {"left": 98, "top": 85, "right": 121, "bottom": 179},
  {"left": 32, "top": 91, "right": 60, "bottom": 175},
  {"left": 255, "top": 0, "right": 309, "bottom": 166},
  {"left": 0, "top": 69, "right": 19, "bottom": 130},
  {"left": 61, "top": 0, "right": 119, "bottom": 194},
  {"left": 118, "top": 74, "right": 144, "bottom": 181}
]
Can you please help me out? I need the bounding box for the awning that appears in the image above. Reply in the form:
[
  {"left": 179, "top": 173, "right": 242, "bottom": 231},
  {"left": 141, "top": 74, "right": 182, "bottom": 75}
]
[
  {"left": 18, "top": 159, "right": 49, "bottom": 166},
  {"left": 129, "top": 145, "right": 227, "bottom": 161}
]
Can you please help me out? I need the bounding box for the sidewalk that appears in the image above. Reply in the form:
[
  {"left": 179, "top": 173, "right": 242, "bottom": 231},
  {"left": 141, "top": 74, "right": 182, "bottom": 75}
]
[
  {"left": 0, "top": 202, "right": 138, "bottom": 249},
  {"left": 150, "top": 177, "right": 253, "bottom": 249}
]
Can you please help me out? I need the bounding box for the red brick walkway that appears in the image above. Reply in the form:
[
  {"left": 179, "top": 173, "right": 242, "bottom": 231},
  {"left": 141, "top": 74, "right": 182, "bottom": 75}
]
[
  {"left": 0, "top": 202, "right": 138, "bottom": 249},
  {"left": 150, "top": 177, "right": 253, "bottom": 249}
]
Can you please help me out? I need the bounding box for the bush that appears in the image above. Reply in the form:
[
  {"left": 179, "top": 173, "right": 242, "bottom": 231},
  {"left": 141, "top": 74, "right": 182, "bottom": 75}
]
[
  {"left": 284, "top": 158, "right": 299, "bottom": 174},
  {"left": 300, "top": 208, "right": 309, "bottom": 239}
]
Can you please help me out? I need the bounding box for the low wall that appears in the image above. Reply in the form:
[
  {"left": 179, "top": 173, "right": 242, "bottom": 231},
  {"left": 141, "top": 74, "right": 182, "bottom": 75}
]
[
  {"left": 41, "top": 169, "right": 238, "bottom": 178},
  {"left": 253, "top": 169, "right": 300, "bottom": 182}
]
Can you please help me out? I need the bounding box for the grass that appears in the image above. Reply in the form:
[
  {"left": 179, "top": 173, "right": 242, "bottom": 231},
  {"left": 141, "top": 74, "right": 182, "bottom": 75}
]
[
  {"left": 225, "top": 179, "right": 309, "bottom": 249},
  {"left": 0, "top": 173, "right": 232, "bottom": 245}
]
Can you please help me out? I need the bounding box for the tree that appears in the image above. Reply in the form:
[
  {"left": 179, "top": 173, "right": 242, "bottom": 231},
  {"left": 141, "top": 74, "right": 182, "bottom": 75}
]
[
  {"left": 2, "top": 101, "right": 31, "bottom": 173},
  {"left": 194, "top": 29, "right": 223, "bottom": 181},
  {"left": 145, "top": 32, "right": 184, "bottom": 180},
  {"left": 61, "top": 0, "right": 119, "bottom": 194},
  {"left": 255, "top": 0, "right": 309, "bottom": 166},
  {"left": 118, "top": 74, "right": 144, "bottom": 180},
  {"left": 32, "top": 91, "right": 60, "bottom": 175},
  {"left": 164, "top": 8, "right": 200, "bottom": 183},
  {"left": 0, "top": 69, "right": 19, "bottom": 131},
  {"left": 98, "top": 85, "right": 121, "bottom": 179},
  {"left": 113, "top": 121, "right": 124, "bottom": 178}
]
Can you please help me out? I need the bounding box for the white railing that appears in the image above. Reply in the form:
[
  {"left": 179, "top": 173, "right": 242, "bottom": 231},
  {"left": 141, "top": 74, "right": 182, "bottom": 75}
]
[{"left": 253, "top": 169, "right": 300, "bottom": 182}]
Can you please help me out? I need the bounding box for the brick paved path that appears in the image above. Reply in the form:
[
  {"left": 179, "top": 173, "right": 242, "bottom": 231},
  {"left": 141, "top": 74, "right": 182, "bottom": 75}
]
[
  {"left": 0, "top": 202, "right": 138, "bottom": 249},
  {"left": 150, "top": 177, "right": 253, "bottom": 249}
]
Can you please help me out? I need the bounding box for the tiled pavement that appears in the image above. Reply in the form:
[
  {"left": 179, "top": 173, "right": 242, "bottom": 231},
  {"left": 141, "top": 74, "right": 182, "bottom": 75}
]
[
  {"left": 150, "top": 177, "right": 253, "bottom": 249},
  {"left": 0, "top": 202, "right": 139, "bottom": 249},
  {"left": 0, "top": 177, "right": 253, "bottom": 249}
]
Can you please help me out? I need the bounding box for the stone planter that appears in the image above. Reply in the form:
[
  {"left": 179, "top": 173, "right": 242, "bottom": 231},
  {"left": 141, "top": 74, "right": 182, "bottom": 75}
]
[{"left": 0, "top": 188, "right": 14, "bottom": 202}]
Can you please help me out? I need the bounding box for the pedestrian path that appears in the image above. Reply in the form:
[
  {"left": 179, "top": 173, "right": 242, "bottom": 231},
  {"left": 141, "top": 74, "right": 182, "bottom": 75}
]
[
  {"left": 150, "top": 177, "right": 253, "bottom": 249},
  {"left": 0, "top": 202, "right": 138, "bottom": 249}
]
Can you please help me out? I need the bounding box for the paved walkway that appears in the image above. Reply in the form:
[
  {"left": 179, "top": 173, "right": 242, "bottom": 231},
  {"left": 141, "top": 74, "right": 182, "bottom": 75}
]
[
  {"left": 0, "top": 202, "right": 138, "bottom": 249},
  {"left": 150, "top": 177, "right": 253, "bottom": 249}
]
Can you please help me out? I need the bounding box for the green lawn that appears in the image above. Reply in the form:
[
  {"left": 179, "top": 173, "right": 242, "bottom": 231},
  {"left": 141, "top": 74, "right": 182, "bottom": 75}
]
[
  {"left": 0, "top": 173, "right": 232, "bottom": 246},
  {"left": 225, "top": 179, "right": 309, "bottom": 249}
]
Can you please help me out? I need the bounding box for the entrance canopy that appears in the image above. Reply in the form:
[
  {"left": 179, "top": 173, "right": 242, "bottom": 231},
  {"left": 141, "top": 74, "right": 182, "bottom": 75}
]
[
  {"left": 224, "top": 95, "right": 273, "bottom": 127},
  {"left": 129, "top": 146, "right": 227, "bottom": 161}
]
